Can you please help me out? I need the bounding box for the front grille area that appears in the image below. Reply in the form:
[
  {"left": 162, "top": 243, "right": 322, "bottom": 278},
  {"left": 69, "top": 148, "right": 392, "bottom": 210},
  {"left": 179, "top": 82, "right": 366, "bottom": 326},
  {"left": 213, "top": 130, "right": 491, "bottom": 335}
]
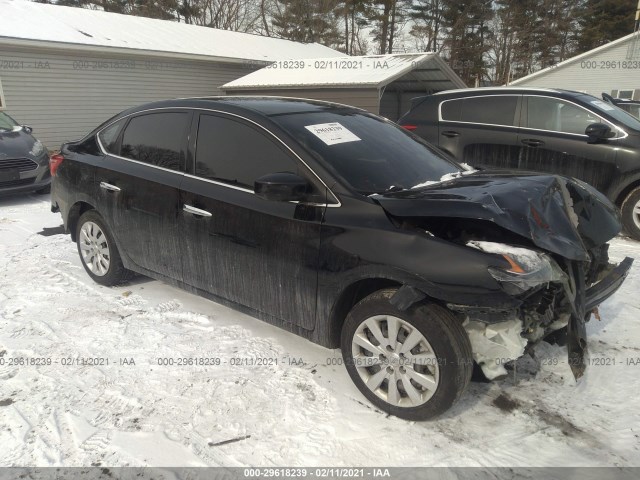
[
  {"left": 0, "top": 157, "right": 39, "bottom": 172},
  {"left": 0, "top": 178, "right": 35, "bottom": 188}
]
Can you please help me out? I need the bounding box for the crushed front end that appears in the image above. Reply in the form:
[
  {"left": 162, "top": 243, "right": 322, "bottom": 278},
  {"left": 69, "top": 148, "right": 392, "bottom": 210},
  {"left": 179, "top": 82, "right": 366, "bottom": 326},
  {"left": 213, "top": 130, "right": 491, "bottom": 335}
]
[
  {"left": 453, "top": 240, "right": 632, "bottom": 380},
  {"left": 376, "top": 172, "right": 634, "bottom": 380}
]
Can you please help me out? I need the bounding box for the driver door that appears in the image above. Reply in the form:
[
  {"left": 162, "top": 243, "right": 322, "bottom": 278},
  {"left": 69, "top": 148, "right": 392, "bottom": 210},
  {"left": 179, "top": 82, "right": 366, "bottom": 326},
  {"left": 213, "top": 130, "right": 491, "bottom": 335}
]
[{"left": 179, "top": 112, "right": 325, "bottom": 329}]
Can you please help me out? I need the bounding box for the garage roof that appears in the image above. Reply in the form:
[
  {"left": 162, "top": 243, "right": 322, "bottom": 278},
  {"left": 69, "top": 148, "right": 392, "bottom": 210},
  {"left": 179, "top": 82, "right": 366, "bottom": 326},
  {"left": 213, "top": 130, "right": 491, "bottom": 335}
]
[
  {"left": 0, "top": 0, "right": 342, "bottom": 63},
  {"left": 223, "top": 53, "right": 466, "bottom": 90}
]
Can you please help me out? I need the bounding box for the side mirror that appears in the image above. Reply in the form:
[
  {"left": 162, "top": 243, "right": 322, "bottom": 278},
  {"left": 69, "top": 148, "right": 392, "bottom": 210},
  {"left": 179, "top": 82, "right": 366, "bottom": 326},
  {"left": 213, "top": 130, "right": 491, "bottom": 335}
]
[
  {"left": 254, "top": 172, "right": 309, "bottom": 202},
  {"left": 585, "top": 123, "right": 614, "bottom": 144},
  {"left": 22, "top": 125, "right": 33, "bottom": 134}
]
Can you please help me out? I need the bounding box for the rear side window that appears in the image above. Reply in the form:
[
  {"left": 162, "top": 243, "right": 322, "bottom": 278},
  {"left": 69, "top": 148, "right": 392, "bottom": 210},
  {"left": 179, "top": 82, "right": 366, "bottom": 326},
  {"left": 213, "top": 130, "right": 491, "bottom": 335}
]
[
  {"left": 440, "top": 100, "right": 461, "bottom": 122},
  {"left": 526, "top": 96, "right": 600, "bottom": 135},
  {"left": 120, "top": 112, "right": 189, "bottom": 170},
  {"left": 98, "top": 118, "right": 126, "bottom": 154},
  {"left": 441, "top": 96, "right": 518, "bottom": 126},
  {"left": 195, "top": 114, "right": 298, "bottom": 189}
]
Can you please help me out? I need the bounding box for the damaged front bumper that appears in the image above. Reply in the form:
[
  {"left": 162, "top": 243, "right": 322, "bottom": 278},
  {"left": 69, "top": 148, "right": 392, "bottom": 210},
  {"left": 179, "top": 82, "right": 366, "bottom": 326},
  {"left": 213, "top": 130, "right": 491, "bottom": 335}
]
[
  {"left": 450, "top": 256, "right": 633, "bottom": 380},
  {"left": 568, "top": 256, "right": 634, "bottom": 378}
]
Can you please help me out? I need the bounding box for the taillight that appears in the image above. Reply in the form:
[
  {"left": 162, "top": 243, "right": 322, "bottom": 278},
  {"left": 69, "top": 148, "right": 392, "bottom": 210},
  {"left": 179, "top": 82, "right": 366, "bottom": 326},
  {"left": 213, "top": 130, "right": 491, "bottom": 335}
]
[
  {"left": 50, "top": 153, "right": 64, "bottom": 177},
  {"left": 402, "top": 124, "right": 418, "bottom": 131}
]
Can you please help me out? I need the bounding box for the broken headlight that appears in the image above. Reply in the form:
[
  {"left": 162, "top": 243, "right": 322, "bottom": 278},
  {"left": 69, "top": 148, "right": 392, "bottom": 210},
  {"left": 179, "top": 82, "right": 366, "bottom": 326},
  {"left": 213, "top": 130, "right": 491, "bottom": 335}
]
[{"left": 468, "top": 241, "right": 566, "bottom": 294}]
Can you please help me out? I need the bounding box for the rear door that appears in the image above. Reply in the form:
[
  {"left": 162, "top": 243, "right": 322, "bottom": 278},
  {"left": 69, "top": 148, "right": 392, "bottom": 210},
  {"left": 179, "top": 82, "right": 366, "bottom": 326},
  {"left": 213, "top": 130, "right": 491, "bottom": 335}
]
[
  {"left": 179, "top": 112, "right": 325, "bottom": 329},
  {"left": 516, "top": 95, "right": 618, "bottom": 193},
  {"left": 437, "top": 94, "right": 521, "bottom": 168},
  {"left": 94, "top": 110, "right": 190, "bottom": 279}
]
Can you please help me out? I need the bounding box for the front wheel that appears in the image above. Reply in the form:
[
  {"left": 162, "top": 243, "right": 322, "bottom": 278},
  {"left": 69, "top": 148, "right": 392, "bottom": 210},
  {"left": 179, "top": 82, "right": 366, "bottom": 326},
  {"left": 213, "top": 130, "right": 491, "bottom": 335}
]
[
  {"left": 76, "top": 210, "right": 132, "bottom": 286},
  {"left": 341, "top": 289, "right": 473, "bottom": 420},
  {"left": 621, "top": 187, "right": 640, "bottom": 241}
]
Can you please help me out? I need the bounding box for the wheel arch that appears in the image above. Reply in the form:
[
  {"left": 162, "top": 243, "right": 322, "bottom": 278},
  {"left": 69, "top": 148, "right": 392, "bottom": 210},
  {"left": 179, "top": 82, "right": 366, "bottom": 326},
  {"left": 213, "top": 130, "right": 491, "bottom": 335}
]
[
  {"left": 326, "top": 278, "right": 442, "bottom": 348},
  {"left": 67, "top": 201, "right": 96, "bottom": 242},
  {"left": 614, "top": 178, "right": 640, "bottom": 207}
]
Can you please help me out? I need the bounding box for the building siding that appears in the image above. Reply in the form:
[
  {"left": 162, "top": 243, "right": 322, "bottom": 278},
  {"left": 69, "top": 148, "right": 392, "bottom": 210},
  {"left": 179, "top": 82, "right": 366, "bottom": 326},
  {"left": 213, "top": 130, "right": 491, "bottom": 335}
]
[
  {"left": 226, "top": 87, "right": 380, "bottom": 115},
  {"left": 511, "top": 36, "right": 640, "bottom": 98},
  {"left": 0, "top": 45, "right": 259, "bottom": 148}
]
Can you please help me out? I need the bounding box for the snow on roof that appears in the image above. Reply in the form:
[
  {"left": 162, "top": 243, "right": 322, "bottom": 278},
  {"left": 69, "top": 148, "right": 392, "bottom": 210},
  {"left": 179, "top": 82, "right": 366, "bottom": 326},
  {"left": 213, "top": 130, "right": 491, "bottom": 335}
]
[
  {"left": 510, "top": 32, "right": 640, "bottom": 85},
  {"left": 0, "top": 0, "right": 342, "bottom": 62},
  {"left": 223, "top": 53, "right": 466, "bottom": 90}
]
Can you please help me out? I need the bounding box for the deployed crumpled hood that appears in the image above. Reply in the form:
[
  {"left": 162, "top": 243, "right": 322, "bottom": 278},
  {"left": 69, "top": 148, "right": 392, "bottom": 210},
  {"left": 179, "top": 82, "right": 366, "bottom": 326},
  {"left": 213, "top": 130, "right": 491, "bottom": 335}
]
[{"left": 375, "top": 171, "right": 621, "bottom": 261}]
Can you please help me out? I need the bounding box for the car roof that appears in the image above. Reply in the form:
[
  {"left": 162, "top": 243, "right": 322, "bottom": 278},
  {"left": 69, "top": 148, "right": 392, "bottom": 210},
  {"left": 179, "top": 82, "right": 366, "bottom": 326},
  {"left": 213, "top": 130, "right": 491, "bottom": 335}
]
[
  {"left": 123, "top": 96, "right": 363, "bottom": 117},
  {"left": 430, "top": 87, "right": 588, "bottom": 98}
]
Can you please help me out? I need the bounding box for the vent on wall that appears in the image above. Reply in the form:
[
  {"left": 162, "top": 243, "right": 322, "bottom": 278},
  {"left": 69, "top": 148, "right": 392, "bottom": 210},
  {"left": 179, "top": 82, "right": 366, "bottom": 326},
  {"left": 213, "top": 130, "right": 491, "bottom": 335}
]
[{"left": 611, "top": 89, "right": 639, "bottom": 100}]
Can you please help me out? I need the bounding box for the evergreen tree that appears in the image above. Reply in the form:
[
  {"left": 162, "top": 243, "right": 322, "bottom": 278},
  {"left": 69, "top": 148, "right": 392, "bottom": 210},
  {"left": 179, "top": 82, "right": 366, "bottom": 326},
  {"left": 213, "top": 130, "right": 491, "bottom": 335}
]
[
  {"left": 271, "top": 0, "right": 342, "bottom": 45},
  {"left": 441, "top": 0, "right": 493, "bottom": 85},
  {"left": 409, "top": 0, "right": 445, "bottom": 52},
  {"left": 576, "top": 0, "right": 636, "bottom": 51}
]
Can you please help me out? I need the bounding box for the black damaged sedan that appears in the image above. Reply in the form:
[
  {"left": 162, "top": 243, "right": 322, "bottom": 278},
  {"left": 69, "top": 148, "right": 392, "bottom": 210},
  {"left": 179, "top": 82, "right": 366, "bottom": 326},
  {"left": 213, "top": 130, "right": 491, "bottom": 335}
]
[{"left": 50, "top": 97, "right": 632, "bottom": 420}]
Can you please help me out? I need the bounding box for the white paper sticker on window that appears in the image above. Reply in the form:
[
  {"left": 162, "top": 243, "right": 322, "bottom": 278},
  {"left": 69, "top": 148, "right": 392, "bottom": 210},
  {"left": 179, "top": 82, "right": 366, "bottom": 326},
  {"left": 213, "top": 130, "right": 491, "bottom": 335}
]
[
  {"left": 590, "top": 100, "right": 616, "bottom": 111},
  {"left": 305, "top": 122, "right": 361, "bottom": 145}
]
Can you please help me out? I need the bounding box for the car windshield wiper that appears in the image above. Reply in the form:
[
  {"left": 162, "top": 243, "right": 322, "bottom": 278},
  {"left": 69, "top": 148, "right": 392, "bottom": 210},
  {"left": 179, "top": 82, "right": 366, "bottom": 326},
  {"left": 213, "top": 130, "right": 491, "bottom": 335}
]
[{"left": 382, "top": 185, "right": 407, "bottom": 194}]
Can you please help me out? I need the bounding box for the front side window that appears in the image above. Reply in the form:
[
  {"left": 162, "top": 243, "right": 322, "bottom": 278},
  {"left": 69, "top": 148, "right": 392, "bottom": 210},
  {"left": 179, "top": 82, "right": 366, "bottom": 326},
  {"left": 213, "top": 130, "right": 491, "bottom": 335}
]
[
  {"left": 195, "top": 114, "right": 299, "bottom": 189},
  {"left": 441, "top": 96, "right": 518, "bottom": 127},
  {"left": 526, "top": 96, "right": 600, "bottom": 135},
  {"left": 582, "top": 95, "right": 640, "bottom": 130},
  {"left": 98, "top": 118, "right": 126, "bottom": 154},
  {"left": 120, "top": 112, "right": 189, "bottom": 171}
]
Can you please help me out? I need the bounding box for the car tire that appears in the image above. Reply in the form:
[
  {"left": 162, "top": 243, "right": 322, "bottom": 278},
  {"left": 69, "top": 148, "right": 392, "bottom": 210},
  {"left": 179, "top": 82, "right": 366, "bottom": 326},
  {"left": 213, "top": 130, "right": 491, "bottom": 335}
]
[
  {"left": 621, "top": 187, "right": 640, "bottom": 241},
  {"left": 341, "top": 288, "right": 473, "bottom": 420},
  {"left": 35, "top": 184, "right": 51, "bottom": 194},
  {"left": 76, "top": 210, "right": 133, "bottom": 286}
]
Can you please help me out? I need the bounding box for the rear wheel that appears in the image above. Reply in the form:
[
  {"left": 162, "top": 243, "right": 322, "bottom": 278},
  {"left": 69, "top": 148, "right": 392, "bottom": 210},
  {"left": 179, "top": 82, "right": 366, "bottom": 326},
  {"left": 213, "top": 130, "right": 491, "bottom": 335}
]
[
  {"left": 621, "top": 187, "right": 640, "bottom": 241},
  {"left": 341, "top": 289, "right": 473, "bottom": 420},
  {"left": 76, "top": 210, "right": 132, "bottom": 286}
]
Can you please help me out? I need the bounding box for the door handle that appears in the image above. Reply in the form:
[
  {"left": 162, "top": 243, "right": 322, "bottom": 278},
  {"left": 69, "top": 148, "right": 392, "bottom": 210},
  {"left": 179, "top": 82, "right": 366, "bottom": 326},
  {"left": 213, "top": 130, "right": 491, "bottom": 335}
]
[
  {"left": 183, "top": 204, "right": 212, "bottom": 217},
  {"left": 441, "top": 130, "right": 460, "bottom": 138},
  {"left": 100, "top": 181, "right": 121, "bottom": 192},
  {"left": 521, "top": 139, "right": 545, "bottom": 147}
]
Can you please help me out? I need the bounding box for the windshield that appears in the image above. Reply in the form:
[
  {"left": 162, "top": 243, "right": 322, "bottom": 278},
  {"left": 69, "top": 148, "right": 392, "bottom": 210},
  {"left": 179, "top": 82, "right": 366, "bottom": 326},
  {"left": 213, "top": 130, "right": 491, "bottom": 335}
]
[
  {"left": 581, "top": 95, "right": 640, "bottom": 131},
  {"left": 271, "top": 110, "right": 460, "bottom": 195},
  {"left": 0, "top": 112, "right": 19, "bottom": 131}
]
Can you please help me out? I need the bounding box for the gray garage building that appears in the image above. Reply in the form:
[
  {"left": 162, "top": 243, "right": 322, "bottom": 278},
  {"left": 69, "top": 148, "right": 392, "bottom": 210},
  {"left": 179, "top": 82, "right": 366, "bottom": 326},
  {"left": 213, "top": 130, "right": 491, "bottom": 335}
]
[
  {"left": 0, "top": 0, "right": 342, "bottom": 148},
  {"left": 223, "top": 53, "right": 466, "bottom": 121},
  {"left": 509, "top": 32, "right": 640, "bottom": 99}
]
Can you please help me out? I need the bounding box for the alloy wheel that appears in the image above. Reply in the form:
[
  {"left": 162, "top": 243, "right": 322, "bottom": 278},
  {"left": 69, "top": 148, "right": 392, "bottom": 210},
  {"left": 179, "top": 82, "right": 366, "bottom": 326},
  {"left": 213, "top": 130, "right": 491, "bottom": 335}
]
[
  {"left": 633, "top": 198, "right": 640, "bottom": 230},
  {"left": 79, "top": 221, "right": 111, "bottom": 276},
  {"left": 351, "top": 314, "right": 440, "bottom": 407}
]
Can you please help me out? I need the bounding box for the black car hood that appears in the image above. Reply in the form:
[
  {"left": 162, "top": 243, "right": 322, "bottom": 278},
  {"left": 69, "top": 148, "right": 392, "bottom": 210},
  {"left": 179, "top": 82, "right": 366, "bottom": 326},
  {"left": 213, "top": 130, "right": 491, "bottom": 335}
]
[{"left": 375, "top": 172, "right": 621, "bottom": 261}]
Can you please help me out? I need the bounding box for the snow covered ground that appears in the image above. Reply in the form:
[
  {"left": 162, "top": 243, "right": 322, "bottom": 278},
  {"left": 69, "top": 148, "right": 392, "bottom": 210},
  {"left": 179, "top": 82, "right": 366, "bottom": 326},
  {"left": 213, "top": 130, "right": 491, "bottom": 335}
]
[{"left": 1, "top": 193, "right": 639, "bottom": 468}]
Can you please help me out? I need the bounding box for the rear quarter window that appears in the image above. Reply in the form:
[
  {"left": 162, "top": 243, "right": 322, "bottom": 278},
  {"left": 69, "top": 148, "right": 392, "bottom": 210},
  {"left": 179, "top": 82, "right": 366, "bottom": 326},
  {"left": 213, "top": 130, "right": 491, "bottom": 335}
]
[{"left": 98, "top": 118, "right": 126, "bottom": 154}]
